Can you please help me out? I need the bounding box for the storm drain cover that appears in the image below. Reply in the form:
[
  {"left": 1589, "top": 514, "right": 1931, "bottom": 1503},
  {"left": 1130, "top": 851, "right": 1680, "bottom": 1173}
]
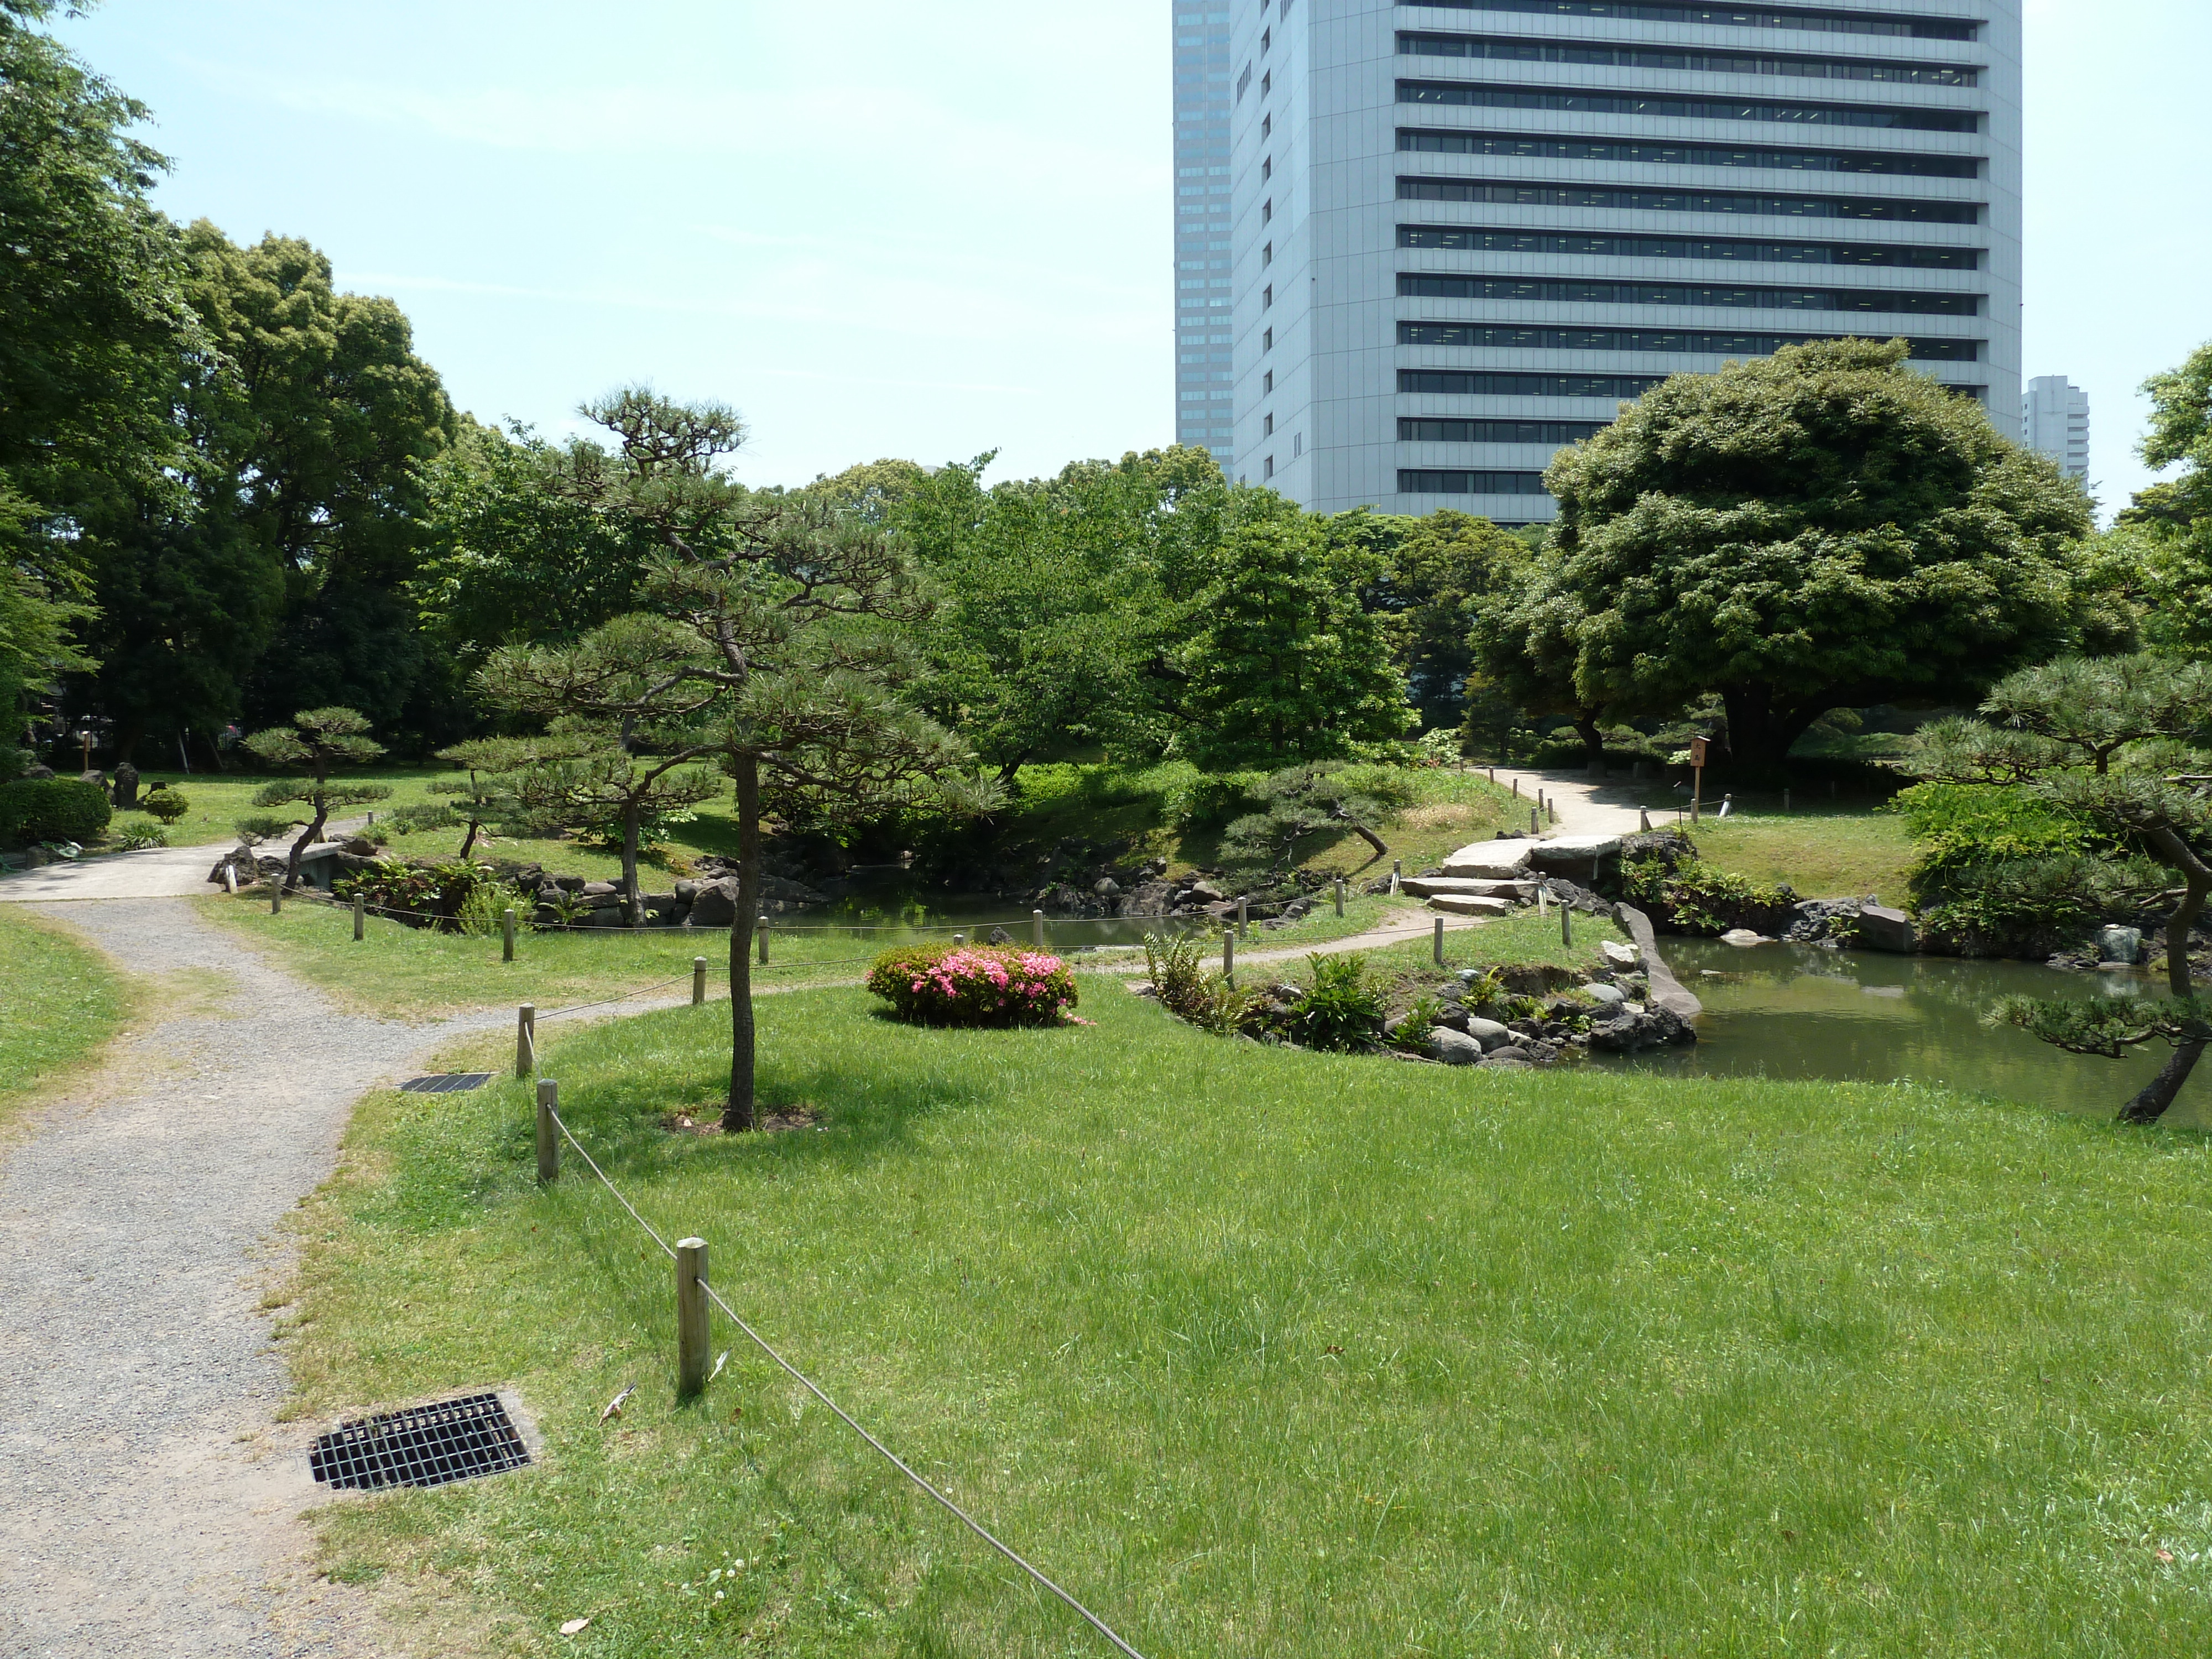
[
  {"left": 310, "top": 1392, "right": 529, "bottom": 1491},
  {"left": 398, "top": 1072, "right": 493, "bottom": 1094}
]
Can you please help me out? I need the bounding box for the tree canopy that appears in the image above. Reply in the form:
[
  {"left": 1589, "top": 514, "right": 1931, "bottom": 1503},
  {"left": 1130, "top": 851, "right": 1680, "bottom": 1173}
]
[{"left": 1541, "top": 339, "right": 2094, "bottom": 770}]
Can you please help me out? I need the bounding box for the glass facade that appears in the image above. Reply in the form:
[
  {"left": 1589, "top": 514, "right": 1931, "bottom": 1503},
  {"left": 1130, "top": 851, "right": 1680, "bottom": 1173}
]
[{"left": 1173, "top": 5, "right": 1234, "bottom": 467}]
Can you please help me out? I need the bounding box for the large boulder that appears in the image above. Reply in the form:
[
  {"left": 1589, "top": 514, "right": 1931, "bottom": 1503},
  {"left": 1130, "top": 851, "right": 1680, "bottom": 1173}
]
[
  {"left": 1528, "top": 834, "right": 1623, "bottom": 877},
  {"left": 1430, "top": 1026, "right": 1484, "bottom": 1066},
  {"left": 1611, "top": 903, "right": 1702, "bottom": 1020},
  {"left": 1464, "top": 1016, "right": 1514, "bottom": 1051},
  {"left": 1428, "top": 894, "right": 1515, "bottom": 917},
  {"left": 1402, "top": 875, "right": 1531, "bottom": 899},
  {"left": 685, "top": 878, "right": 742, "bottom": 928},
  {"left": 1858, "top": 905, "right": 1917, "bottom": 954},
  {"left": 1441, "top": 837, "right": 1538, "bottom": 879},
  {"left": 2097, "top": 924, "right": 2144, "bottom": 966}
]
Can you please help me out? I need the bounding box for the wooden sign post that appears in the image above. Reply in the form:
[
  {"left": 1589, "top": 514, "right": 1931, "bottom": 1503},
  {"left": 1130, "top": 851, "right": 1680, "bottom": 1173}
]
[{"left": 1689, "top": 735, "right": 1709, "bottom": 825}]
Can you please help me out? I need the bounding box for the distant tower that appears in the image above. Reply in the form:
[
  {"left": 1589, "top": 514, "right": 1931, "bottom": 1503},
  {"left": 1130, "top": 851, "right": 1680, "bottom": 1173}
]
[
  {"left": 2022, "top": 375, "right": 2090, "bottom": 482},
  {"left": 1172, "top": 4, "right": 1234, "bottom": 469}
]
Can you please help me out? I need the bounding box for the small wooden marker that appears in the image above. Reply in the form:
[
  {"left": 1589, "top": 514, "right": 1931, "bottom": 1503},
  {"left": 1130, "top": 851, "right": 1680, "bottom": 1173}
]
[
  {"left": 1333, "top": 877, "right": 1345, "bottom": 917},
  {"left": 1530, "top": 806, "right": 1540, "bottom": 836},
  {"left": 270, "top": 883, "right": 282, "bottom": 915},
  {"left": 515, "top": 1004, "right": 536, "bottom": 1079},
  {"left": 1223, "top": 927, "right": 1235, "bottom": 983},
  {"left": 1561, "top": 904, "right": 1573, "bottom": 947},
  {"left": 692, "top": 957, "right": 708, "bottom": 1005},
  {"left": 1433, "top": 916, "right": 1446, "bottom": 967},
  {"left": 1032, "top": 908, "right": 1046, "bottom": 948},
  {"left": 676, "top": 1238, "right": 709, "bottom": 1401},
  {"left": 757, "top": 917, "right": 770, "bottom": 964},
  {"left": 535, "top": 1078, "right": 559, "bottom": 1183},
  {"left": 352, "top": 892, "right": 365, "bottom": 940},
  {"left": 1639, "top": 807, "right": 1652, "bottom": 833},
  {"left": 502, "top": 907, "right": 517, "bottom": 963}
]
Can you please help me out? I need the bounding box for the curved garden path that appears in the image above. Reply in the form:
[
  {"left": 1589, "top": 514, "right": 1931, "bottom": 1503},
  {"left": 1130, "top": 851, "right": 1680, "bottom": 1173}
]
[{"left": 0, "top": 898, "right": 505, "bottom": 1659}]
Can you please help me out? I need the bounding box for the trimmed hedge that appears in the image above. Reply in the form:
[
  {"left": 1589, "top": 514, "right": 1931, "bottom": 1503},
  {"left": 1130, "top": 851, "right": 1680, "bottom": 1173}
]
[
  {"left": 0, "top": 777, "right": 112, "bottom": 847},
  {"left": 866, "top": 943, "right": 1078, "bottom": 1027}
]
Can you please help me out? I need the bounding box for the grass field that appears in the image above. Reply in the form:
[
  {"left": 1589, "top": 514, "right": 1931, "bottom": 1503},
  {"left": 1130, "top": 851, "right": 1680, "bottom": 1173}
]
[
  {"left": 291, "top": 974, "right": 2212, "bottom": 1657},
  {"left": 0, "top": 908, "right": 131, "bottom": 1131},
  {"left": 1676, "top": 807, "right": 1919, "bottom": 904}
]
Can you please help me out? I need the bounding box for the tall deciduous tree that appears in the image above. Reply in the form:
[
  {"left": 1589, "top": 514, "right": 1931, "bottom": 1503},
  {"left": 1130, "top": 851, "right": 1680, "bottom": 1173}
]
[
  {"left": 1906, "top": 654, "right": 2212, "bottom": 1123},
  {"left": 2124, "top": 341, "right": 2212, "bottom": 653},
  {"left": 1541, "top": 340, "right": 2093, "bottom": 770},
  {"left": 551, "top": 390, "right": 983, "bottom": 1130},
  {"left": 1329, "top": 508, "right": 1524, "bottom": 732},
  {"left": 1174, "top": 510, "right": 1414, "bottom": 766},
  {"left": 242, "top": 706, "right": 390, "bottom": 890}
]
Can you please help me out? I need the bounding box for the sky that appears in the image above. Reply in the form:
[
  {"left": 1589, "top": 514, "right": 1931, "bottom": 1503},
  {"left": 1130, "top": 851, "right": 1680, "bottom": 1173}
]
[{"left": 53, "top": 0, "right": 2212, "bottom": 512}]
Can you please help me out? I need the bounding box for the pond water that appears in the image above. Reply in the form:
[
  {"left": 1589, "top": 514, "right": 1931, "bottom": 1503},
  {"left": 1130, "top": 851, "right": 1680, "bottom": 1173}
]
[
  {"left": 1604, "top": 938, "right": 2210, "bottom": 1129},
  {"left": 781, "top": 895, "right": 1216, "bottom": 953}
]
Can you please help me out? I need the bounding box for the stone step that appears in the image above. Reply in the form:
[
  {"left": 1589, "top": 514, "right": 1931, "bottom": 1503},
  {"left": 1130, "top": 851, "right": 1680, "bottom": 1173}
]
[
  {"left": 1427, "top": 894, "right": 1516, "bottom": 917},
  {"left": 1401, "top": 877, "right": 1532, "bottom": 899},
  {"left": 1441, "top": 837, "right": 1539, "bottom": 878}
]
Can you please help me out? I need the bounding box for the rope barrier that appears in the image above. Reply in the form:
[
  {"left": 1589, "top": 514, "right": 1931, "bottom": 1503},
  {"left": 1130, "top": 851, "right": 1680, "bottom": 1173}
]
[{"left": 542, "top": 1104, "right": 1150, "bottom": 1659}]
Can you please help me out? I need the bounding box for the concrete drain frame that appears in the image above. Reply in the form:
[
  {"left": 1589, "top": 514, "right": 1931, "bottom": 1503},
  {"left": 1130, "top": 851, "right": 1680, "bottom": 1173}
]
[
  {"left": 309, "top": 1392, "right": 532, "bottom": 1492},
  {"left": 398, "top": 1072, "right": 494, "bottom": 1095}
]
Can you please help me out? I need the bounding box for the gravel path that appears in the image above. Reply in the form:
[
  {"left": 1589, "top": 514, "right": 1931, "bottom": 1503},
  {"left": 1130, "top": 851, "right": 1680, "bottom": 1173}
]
[
  {"left": 0, "top": 899, "right": 503, "bottom": 1659},
  {"left": 0, "top": 843, "right": 223, "bottom": 902}
]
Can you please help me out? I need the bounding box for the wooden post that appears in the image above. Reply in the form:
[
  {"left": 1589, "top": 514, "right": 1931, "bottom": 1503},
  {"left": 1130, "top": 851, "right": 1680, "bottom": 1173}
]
[
  {"left": 1639, "top": 807, "right": 1652, "bottom": 833},
  {"left": 1333, "top": 877, "right": 1344, "bottom": 917},
  {"left": 1538, "top": 885, "right": 1548, "bottom": 920},
  {"left": 1690, "top": 734, "right": 1708, "bottom": 826},
  {"left": 352, "top": 891, "right": 365, "bottom": 941},
  {"left": 1561, "top": 903, "right": 1573, "bottom": 947},
  {"left": 515, "top": 1004, "right": 536, "bottom": 1079},
  {"left": 535, "top": 1079, "right": 559, "bottom": 1183},
  {"left": 270, "top": 884, "right": 281, "bottom": 915},
  {"left": 1032, "top": 909, "right": 1045, "bottom": 948},
  {"left": 1433, "top": 916, "right": 1446, "bottom": 967},
  {"left": 692, "top": 957, "right": 707, "bottom": 1006},
  {"left": 502, "top": 907, "right": 517, "bottom": 963},
  {"left": 1235, "top": 898, "right": 1247, "bottom": 940},
  {"left": 757, "top": 917, "right": 769, "bottom": 964},
  {"left": 1512, "top": 778, "right": 1520, "bottom": 797},
  {"left": 223, "top": 864, "right": 237, "bottom": 895},
  {"left": 952, "top": 931, "right": 965, "bottom": 948},
  {"left": 1548, "top": 799, "right": 1558, "bottom": 825},
  {"left": 1530, "top": 806, "right": 1540, "bottom": 836},
  {"left": 1783, "top": 787, "right": 1792, "bottom": 813},
  {"left": 676, "top": 1237, "right": 709, "bottom": 1401},
  {"left": 1222, "top": 928, "right": 1235, "bottom": 983}
]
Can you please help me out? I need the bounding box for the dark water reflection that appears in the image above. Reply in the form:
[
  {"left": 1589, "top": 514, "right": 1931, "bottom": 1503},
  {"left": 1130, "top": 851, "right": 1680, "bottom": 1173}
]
[{"left": 1603, "top": 938, "right": 2209, "bottom": 1129}]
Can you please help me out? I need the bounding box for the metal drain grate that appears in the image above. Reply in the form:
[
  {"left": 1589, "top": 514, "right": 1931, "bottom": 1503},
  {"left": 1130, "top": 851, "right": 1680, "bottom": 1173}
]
[
  {"left": 398, "top": 1072, "right": 493, "bottom": 1094},
  {"left": 310, "top": 1392, "right": 530, "bottom": 1491}
]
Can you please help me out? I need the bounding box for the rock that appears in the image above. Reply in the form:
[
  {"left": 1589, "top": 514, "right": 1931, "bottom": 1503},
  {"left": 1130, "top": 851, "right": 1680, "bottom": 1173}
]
[
  {"left": 1431, "top": 1026, "right": 1484, "bottom": 1066},
  {"left": 22, "top": 763, "right": 54, "bottom": 780},
  {"left": 2098, "top": 924, "right": 2144, "bottom": 966},
  {"left": 643, "top": 893, "right": 681, "bottom": 917},
  {"left": 1528, "top": 834, "right": 1623, "bottom": 874},
  {"left": 581, "top": 880, "right": 617, "bottom": 898},
  {"left": 1483, "top": 1057, "right": 1534, "bottom": 1071},
  {"left": 674, "top": 879, "right": 699, "bottom": 904},
  {"left": 1464, "top": 1016, "right": 1513, "bottom": 1050},
  {"left": 1498, "top": 962, "right": 1577, "bottom": 997},
  {"left": 1585, "top": 983, "right": 1627, "bottom": 1006},
  {"left": 111, "top": 761, "right": 139, "bottom": 810},
  {"left": 1857, "top": 905, "right": 1917, "bottom": 954},
  {"left": 1402, "top": 876, "right": 1533, "bottom": 899},
  {"left": 1719, "top": 928, "right": 1768, "bottom": 947},
  {"left": 985, "top": 926, "right": 1011, "bottom": 944},
  {"left": 1613, "top": 903, "right": 1702, "bottom": 1020},
  {"left": 1093, "top": 877, "right": 1121, "bottom": 898},
  {"left": 1485, "top": 1046, "right": 1534, "bottom": 1065},
  {"left": 1600, "top": 939, "right": 1641, "bottom": 969},
  {"left": 1440, "top": 838, "right": 1538, "bottom": 879},
  {"left": 685, "top": 878, "right": 741, "bottom": 928},
  {"left": 1428, "top": 894, "right": 1515, "bottom": 917},
  {"left": 1186, "top": 880, "right": 1225, "bottom": 903}
]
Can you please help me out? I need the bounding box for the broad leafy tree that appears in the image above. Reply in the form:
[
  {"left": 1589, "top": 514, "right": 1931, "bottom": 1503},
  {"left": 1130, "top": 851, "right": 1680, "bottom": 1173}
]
[
  {"left": 1542, "top": 340, "right": 2093, "bottom": 770},
  {"left": 2124, "top": 341, "right": 2212, "bottom": 652},
  {"left": 1906, "top": 654, "right": 2212, "bottom": 1123},
  {"left": 242, "top": 706, "right": 391, "bottom": 890},
  {"left": 1331, "top": 508, "right": 1524, "bottom": 732}
]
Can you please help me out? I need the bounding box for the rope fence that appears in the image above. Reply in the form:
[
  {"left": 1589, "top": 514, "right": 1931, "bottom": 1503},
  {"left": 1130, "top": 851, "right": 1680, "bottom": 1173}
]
[{"left": 535, "top": 1087, "right": 1150, "bottom": 1659}]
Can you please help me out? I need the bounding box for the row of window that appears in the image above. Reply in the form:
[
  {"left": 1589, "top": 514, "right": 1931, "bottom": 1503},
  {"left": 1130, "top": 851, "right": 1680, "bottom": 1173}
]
[
  {"left": 1397, "top": 225, "right": 1981, "bottom": 269},
  {"left": 1397, "top": 129, "right": 1979, "bottom": 179},
  {"left": 1416, "top": 1, "right": 1976, "bottom": 41},
  {"left": 1398, "top": 470, "right": 1553, "bottom": 495},
  {"left": 1397, "top": 368, "right": 1985, "bottom": 399},
  {"left": 1399, "top": 418, "right": 1613, "bottom": 444},
  {"left": 1399, "top": 32, "right": 1979, "bottom": 87},
  {"left": 1397, "top": 273, "right": 1980, "bottom": 315},
  {"left": 1398, "top": 177, "right": 1981, "bottom": 224},
  {"left": 1396, "top": 320, "right": 1980, "bottom": 359},
  {"left": 1400, "top": 80, "right": 1981, "bottom": 134}
]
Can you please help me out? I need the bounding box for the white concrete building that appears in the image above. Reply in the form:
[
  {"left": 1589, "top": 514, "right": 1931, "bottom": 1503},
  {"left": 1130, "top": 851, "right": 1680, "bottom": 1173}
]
[
  {"left": 1225, "top": 0, "right": 2022, "bottom": 523},
  {"left": 2022, "top": 373, "right": 2088, "bottom": 481}
]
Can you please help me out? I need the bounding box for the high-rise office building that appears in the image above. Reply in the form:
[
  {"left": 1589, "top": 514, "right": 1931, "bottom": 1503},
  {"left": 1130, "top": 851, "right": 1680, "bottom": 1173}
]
[
  {"left": 1173, "top": 6, "right": 1236, "bottom": 467},
  {"left": 1226, "top": 1, "right": 2021, "bottom": 523},
  {"left": 2022, "top": 373, "right": 2088, "bottom": 481}
]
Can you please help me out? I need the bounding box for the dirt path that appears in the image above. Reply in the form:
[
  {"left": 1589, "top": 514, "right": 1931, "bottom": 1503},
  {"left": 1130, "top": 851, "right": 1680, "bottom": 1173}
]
[
  {"left": 1478, "top": 765, "right": 1663, "bottom": 838},
  {"left": 0, "top": 899, "right": 500, "bottom": 1659}
]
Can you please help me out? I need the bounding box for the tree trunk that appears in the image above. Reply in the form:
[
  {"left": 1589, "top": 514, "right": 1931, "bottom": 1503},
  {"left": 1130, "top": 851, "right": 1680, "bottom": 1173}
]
[
  {"left": 620, "top": 800, "right": 644, "bottom": 927},
  {"left": 722, "top": 752, "right": 763, "bottom": 1133},
  {"left": 2121, "top": 826, "right": 2211, "bottom": 1125},
  {"left": 1572, "top": 709, "right": 1604, "bottom": 762},
  {"left": 284, "top": 797, "right": 328, "bottom": 892},
  {"left": 2119, "top": 1039, "right": 2208, "bottom": 1125},
  {"left": 458, "top": 817, "right": 481, "bottom": 860}
]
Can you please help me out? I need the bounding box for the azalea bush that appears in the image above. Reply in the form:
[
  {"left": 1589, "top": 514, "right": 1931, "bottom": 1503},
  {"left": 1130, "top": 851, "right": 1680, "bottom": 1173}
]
[{"left": 867, "top": 943, "right": 1079, "bottom": 1028}]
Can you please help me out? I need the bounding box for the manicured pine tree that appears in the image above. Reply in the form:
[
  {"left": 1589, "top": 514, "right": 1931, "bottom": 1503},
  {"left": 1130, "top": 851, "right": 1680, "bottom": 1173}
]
[{"left": 242, "top": 707, "right": 390, "bottom": 890}]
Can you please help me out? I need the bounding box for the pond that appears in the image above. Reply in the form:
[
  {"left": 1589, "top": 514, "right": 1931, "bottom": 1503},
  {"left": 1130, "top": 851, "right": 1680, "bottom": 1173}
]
[
  {"left": 779, "top": 895, "right": 1218, "bottom": 953},
  {"left": 1605, "top": 938, "right": 2210, "bottom": 1129}
]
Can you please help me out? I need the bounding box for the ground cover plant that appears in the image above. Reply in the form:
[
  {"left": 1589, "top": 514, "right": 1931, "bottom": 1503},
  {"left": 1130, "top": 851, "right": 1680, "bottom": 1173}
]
[
  {"left": 289, "top": 977, "right": 2212, "bottom": 1657},
  {"left": 865, "top": 943, "right": 1077, "bottom": 1027},
  {"left": 0, "top": 907, "right": 129, "bottom": 1130}
]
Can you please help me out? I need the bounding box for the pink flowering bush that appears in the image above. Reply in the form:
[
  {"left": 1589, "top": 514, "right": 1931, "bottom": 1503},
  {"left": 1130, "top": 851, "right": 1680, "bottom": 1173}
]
[{"left": 865, "top": 943, "right": 1079, "bottom": 1028}]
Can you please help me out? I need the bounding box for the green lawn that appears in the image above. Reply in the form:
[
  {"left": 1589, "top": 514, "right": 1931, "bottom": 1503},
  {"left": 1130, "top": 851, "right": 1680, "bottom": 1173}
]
[
  {"left": 0, "top": 908, "right": 131, "bottom": 1130},
  {"left": 1672, "top": 807, "right": 1918, "bottom": 905},
  {"left": 107, "top": 766, "right": 455, "bottom": 847},
  {"left": 291, "top": 977, "right": 2212, "bottom": 1657}
]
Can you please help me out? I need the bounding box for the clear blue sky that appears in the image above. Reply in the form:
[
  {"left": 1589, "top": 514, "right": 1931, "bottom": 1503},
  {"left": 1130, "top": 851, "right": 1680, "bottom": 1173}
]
[{"left": 56, "top": 0, "right": 2212, "bottom": 513}]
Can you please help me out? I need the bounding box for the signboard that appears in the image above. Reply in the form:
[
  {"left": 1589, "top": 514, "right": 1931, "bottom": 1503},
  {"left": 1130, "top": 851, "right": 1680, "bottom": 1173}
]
[{"left": 1689, "top": 735, "right": 1709, "bottom": 769}]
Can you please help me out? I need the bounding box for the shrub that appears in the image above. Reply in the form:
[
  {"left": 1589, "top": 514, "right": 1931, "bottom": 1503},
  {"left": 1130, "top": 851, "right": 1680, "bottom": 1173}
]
[
  {"left": 140, "top": 787, "right": 189, "bottom": 824},
  {"left": 1143, "top": 930, "right": 1260, "bottom": 1036},
  {"left": 111, "top": 820, "right": 169, "bottom": 851},
  {"left": 0, "top": 776, "right": 112, "bottom": 846},
  {"left": 456, "top": 879, "right": 531, "bottom": 937},
  {"left": 235, "top": 813, "right": 300, "bottom": 842},
  {"left": 1281, "top": 952, "right": 1387, "bottom": 1051},
  {"left": 1623, "top": 855, "right": 1796, "bottom": 937},
  {"left": 867, "top": 943, "right": 1078, "bottom": 1027},
  {"left": 335, "top": 856, "right": 509, "bottom": 925}
]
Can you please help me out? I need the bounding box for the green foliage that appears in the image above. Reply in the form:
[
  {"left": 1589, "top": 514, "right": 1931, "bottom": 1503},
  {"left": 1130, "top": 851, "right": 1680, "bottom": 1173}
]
[
  {"left": 1392, "top": 990, "right": 1450, "bottom": 1051},
  {"left": 1328, "top": 507, "right": 1525, "bottom": 729},
  {"left": 2118, "top": 340, "right": 2212, "bottom": 653},
  {"left": 1280, "top": 952, "right": 1387, "bottom": 1052},
  {"left": 1142, "top": 930, "right": 1257, "bottom": 1035},
  {"left": 454, "top": 879, "right": 530, "bottom": 938},
  {"left": 1987, "top": 993, "right": 2209, "bottom": 1059},
  {"left": 333, "top": 855, "right": 510, "bottom": 925},
  {"left": 864, "top": 942, "right": 1078, "bottom": 1027},
  {"left": 139, "top": 784, "right": 187, "bottom": 823},
  {"left": 108, "top": 818, "right": 166, "bottom": 850},
  {"left": 1538, "top": 339, "right": 2095, "bottom": 769},
  {"left": 1622, "top": 855, "right": 1793, "bottom": 937},
  {"left": 383, "top": 801, "right": 459, "bottom": 836},
  {"left": 1175, "top": 509, "right": 1415, "bottom": 767},
  {"left": 234, "top": 812, "right": 296, "bottom": 841},
  {"left": 1916, "top": 854, "right": 2169, "bottom": 959},
  {"left": 1219, "top": 765, "right": 1389, "bottom": 873},
  {"left": 0, "top": 775, "right": 111, "bottom": 845}
]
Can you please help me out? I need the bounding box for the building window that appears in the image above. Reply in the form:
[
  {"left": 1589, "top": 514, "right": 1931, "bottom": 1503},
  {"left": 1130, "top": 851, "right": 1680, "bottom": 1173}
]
[
  {"left": 1261, "top": 156, "right": 1272, "bottom": 182},
  {"left": 1261, "top": 70, "right": 1271, "bottom": 96},
  {"left": 1261, "top": 198, "right": 1272, "bottom": 223},
  {"left": 1395, "top": 128, "right": 1979, "bottom": 180},
  {"left": 1393, "top": 225, "right": 1984, "bottom": 270},
  {"left": 1262, "top": 241, "right": 1273, "bottom": 267},
  {"left": 1395, "top": 273, "right": 1980, "bottom": 316},
  {"left": 1263, "top": 327, "right": 1274, "bottom": 351},
  {"left": 1264, "top": 414, "right": 1275, "bottom": 435},
  {"left": 1293, "top": 434, "right": 1302, "bottom": 457},
  {"left": 1237, "top": 63, "right": 1251, "bottom": 101},
  {"left": 1395, "top": 177, "right": 1981, "bottom": 226},
  {"left": 1397, "top": 469, "right": 1550, "bottom": 495},
  {"left": 1262, "top": 284, "right": 1274, "bottom": 309},
  {"left": 1395, "top": 32, "right": 1979, "bottom": 88},
  {"left": 1261, "top": 113, "right": 1271, "bottom": 139},
  {"left": 1264, "top": 370, "right": 1274, "bottom": 393},
  {"left": 1396, "top": 79, "right": 1981, "bottom": 136},
  {"left": 1261, "top": 27, "right": 1271, "bottom": 53},
  {"left": 1394, "top": 320, "right": 1981, "bottom": 361},
  {"left": 1264, "top": 456, "right": 1275, "bottom": 479},
  {"left": 1399, "top": 417, "right": 1613, "bottom": 444},
  {"left": 1427, "top": 1, "right": 1975, "bottom": 43}
]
